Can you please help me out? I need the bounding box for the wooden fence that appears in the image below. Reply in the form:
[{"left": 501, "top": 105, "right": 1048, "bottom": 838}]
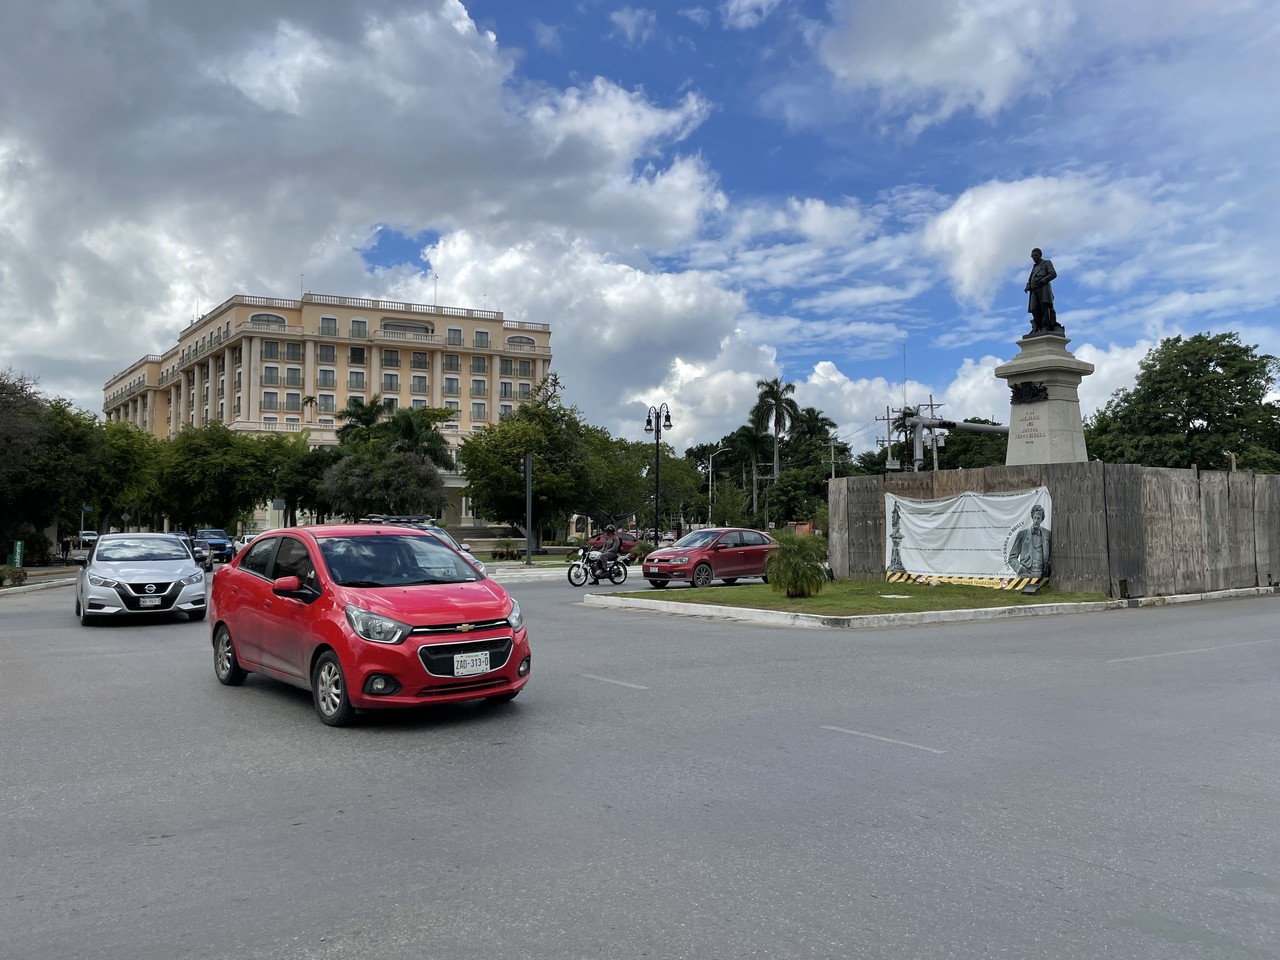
[{"left": 829, "top": 463, "right": 1280, "bottom": 598}]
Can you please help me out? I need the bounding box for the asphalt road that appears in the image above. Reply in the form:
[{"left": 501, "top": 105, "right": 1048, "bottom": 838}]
[{"left": 2, "top": 578, "right": 1278, "bottom": 960}]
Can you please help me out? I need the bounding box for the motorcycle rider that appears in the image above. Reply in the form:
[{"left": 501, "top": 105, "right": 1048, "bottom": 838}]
[{"left": 591, "top": 524, "right": 622, "bottom": 584}]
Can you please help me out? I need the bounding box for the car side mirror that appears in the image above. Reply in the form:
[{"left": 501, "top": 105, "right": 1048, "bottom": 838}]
[
  {"left": 460, "top": 543, "right": 472, "bottom": 553},
  {"left": 272, "top": 575, "right": 302, "bottom": 595},
  {"left": 74, "top": 557, "right": 87, "bottom": 567}
]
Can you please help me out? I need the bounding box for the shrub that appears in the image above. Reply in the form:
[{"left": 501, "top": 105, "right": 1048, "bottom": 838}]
[
  {"left": 765, "top": 531, "right": 828, "bottom": 599},
  {"left": 0, "top": 565, "right": 28, "bottom": 587},
  {"left": 493, "top": 537, "right": 514, "bottom": 561},
  {"left": 628, "top": 542, "right": 655, "bottom": 562}
]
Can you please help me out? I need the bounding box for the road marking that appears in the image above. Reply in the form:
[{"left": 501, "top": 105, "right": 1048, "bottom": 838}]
[
  {"left": 1107, "top": 638, "right": 1278, "bottom": 663},
  {"left": 581, "top": 673, "right": 649, "bottom": 690},
  {"left": 820, "top": 725, "right": 945, "bottom": 754}
]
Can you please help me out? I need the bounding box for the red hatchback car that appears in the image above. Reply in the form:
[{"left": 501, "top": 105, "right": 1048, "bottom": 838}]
[
  {"left": 640, "top": 526, "right": 777, "bottom": 588},
  {"left": 210, "top": 525, "right": 530, "bottom": 726}
]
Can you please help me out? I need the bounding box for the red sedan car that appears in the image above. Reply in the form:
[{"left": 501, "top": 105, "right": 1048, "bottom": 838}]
[
  {"left": 210, "top": 524, "right": 530, "bottom": 726},
  {"left": 640, "top": 527, "right": 777, "bottom": 588}
]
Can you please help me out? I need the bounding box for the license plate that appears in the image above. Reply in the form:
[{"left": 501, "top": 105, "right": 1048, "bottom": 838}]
[
  {"left": 139, "top": 596, "right": 162, "bottom": 607},
  {"left": 454, "top": 651, "right": 490, "bottom": 677},
  {"left": 645, "top": 565, "right": 657, "bottom": 574}
]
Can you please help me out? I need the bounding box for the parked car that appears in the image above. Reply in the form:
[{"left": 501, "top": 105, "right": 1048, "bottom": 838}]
[
  {"left": 210, "top": 524, "right": 530, "bottom": 726},
  {"left": 175, "top": 533, "right": 214, "bottom": 571},
  {"left": 74, "top": 533, "right": 207, "bottom": 625},
  {"left": 195, "top": 528, "right": 233, "bottom": 563},
  {"left": 639, "top": 527, "right": 778, "bottom": 588},
  {"left": 232, "top": 532, "right": 256, "bottom": 555},
  {"left": 78, "top": 530, "right": 99, "bottom": 549},
  {"left": 359, "top": 517, "right": 486, "bottom": 575}
]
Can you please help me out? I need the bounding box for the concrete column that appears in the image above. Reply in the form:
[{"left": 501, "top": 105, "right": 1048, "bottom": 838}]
[
  {"left": 247, "top": 336, "right": 260, "bottom": 422},
  {"left": 994, "top": 333, "right": 1095, "bottom": 465}
]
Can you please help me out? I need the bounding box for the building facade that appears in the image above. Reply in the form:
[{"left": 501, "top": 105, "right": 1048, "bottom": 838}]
[{"left": 103, "top": 293, "right": 553, "bottom": 527}]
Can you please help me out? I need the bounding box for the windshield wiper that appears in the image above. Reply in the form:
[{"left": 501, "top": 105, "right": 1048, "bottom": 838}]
[{"left": 335, "top": 579, "right": 385, "bottom": 587}]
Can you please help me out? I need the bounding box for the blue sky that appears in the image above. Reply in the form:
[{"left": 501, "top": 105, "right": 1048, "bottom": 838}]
[{"left": 2, "top": 0, "right": 1276, "bottom": 455}]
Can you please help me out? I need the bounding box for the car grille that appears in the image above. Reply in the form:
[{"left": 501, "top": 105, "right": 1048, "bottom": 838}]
[
  {"left": 418, "top": 636, "right": 513, "bottom": 677},
  {"left": 414, "top": 676, "right": 509, "bottom": 698},
  {"left": 410, "top": 617, "right": 511, "bottom": 636},
  {"left": 115, "top": 581, "right": 179, "bottom": 611}
]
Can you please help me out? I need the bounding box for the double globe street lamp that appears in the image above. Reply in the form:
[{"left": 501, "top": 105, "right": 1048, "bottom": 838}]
[{"left": 644, "top": 403, "right": 672, "bottom": 547}]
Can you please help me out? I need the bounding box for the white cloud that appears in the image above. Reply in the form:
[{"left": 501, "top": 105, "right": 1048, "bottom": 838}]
[
  {"left": 679, "top": 7, "right": 711, "bottom": 28},
  {"left": 721, "top": 0, "right": 785, "bottom": 31},
  {"left": 609, "top": 7, "right": 658, "bottom": 47}
]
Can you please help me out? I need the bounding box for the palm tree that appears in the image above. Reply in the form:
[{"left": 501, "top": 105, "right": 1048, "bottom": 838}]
[
  {"left": 301, "top": 395, "right": 317, "bottom": 425},
  {"left": 336, "top": 394, "right": 384, "bottom": 445},
  {"left": 750, "top": 377, "right": 801, "bottom": 481},
  {"left": 385, "top": 407, "right": 456, "bottom": 470}
]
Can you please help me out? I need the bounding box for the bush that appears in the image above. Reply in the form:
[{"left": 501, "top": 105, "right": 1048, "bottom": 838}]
[
  {"left": 0, "top": 565, "right": 28, "bottom": 587},
  {"left": 494, "top": 537, "right": 514, "bottom": 560},
  {"left": 765, "top": 531, "right": 828, "bottom": 599},
  {"left": 628, "top": 542, "right": 655, "bottom": 561}
]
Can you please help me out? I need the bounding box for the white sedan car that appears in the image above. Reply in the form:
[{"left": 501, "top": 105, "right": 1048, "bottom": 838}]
[
  {"left": 74, "top": 533, "right": 207, "bottom": 626},
  {"left": 232, "top": 532, "right": 256, "bottom": 555}
]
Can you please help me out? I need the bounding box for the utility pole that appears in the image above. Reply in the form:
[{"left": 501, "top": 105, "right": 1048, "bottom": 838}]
[{"left": 876, "top": 405, "right": 900, "bottom": 471}]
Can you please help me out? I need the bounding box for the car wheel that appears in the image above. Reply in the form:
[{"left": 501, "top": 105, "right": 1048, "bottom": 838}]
[
  {"left": 762, "top": 574, "right": 769, "bottom": 584},
  {"left": 608, "top": 561, "right": 628, "bottom": 585},
  {"left": 722, "top": 578, "right": 738, "bottom": 585},
  {"left": 691, "top": 563, "right": 714, "bottom": 588},
  {"left": 312, "top": 651, "right": 355, "bottom": 727},
  {"left": 213, "top": 624, "right": 247, "bottom": 685},
  {"left": 567, "top": 564, "right": 588, "bottom": 587},
  {"left": 647, "top": 580, "right": 667, "bottom": 588},
  {"left": 76, "top": 596, "right": 98, "bottom": 627},
  {"left": 188, "top": 609, "right": 207, "bottom": 622}
]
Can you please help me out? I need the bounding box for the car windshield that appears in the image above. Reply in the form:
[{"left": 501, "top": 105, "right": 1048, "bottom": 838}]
[
  {"left": 318, "top": 534, "right": 482, "bottom": 587},
  {"left": 426, "top": 526, "right": 462, "bottom": 550},
  {"left": 672, "top": 530, "right": 721, "bottom": 548},
  {"left": 96, "top": 538, "right": 192, "bottom": 562},
  {"left": 197, "top": 529, "right": 229, "bottom": 539}
]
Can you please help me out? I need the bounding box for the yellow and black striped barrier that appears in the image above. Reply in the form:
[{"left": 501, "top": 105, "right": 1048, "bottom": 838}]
[{"left": 886, "top": 572, "right": 1048, "bottom": 591}]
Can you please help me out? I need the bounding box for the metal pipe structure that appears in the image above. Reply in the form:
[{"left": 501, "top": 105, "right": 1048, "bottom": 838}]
[{"left": 908, "top": 417, "right": 1009, "bottom": 471}]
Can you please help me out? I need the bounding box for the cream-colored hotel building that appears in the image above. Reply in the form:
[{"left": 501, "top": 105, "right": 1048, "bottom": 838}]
[{"left": 103, "top": 293, "right": 553, "bottom": 527}]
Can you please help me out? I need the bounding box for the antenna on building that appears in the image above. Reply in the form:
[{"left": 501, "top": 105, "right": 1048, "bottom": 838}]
[{"left": 300, "top": 273, "right": 304, "bottom": 298}]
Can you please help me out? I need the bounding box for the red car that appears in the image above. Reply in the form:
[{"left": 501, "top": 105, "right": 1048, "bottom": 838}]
[
  {"left": 587, "top": 530, "right": 641, "bottom": 555},
  {"left": 640, "top": 527, "right": 777, "bottom": 588},
  {"left": 210, "top": 524, "right": 530, "bottom": 726}
]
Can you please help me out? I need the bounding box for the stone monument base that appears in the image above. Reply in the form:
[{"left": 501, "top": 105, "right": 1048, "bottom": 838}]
[{"left": 994, "top": 332, "right": 1095, "bottom": 465}]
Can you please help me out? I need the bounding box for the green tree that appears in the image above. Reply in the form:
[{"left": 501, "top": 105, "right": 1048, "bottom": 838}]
[
  {"left": 320, "top": 447, "right": 445, "bottom": 519},
  {"left": 934, "top": 419, "right": 1008, "bottom": 470},
  {"left": 376, "top": 406, "right": 456, "bottom": 468},
  {"left": 0, "top": 370, "right": 55, "bottom": 541},
  {"left": 157, "top": 422, "right": 271, "bottom": 530},
  {"left": 750, "top": 377, "right": 801, "bottom": 483},
  {"left": 336, "top": 394, "right": 385, "bottom": 445},
  {"left": 95, "top": 421, "right": 162, "bottom": 532},
  {"left": 1085, "top": 333, "right": 1280, "bottom": 471}
]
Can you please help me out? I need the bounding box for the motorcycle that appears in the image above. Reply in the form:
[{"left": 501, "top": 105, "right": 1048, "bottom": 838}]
[{"left": 567, "top": 547, "right": 628, "bottom": 586}]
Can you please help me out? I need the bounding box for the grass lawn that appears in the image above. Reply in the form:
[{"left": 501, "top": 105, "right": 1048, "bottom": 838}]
[{"left": 633, "top": 579, "right": 1112, "bottom": 616}]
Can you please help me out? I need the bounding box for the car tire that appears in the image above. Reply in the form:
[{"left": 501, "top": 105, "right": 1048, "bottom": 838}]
[
  {"left": 75, "top": 596, "right": 98, "bottom": 627},
  {"left": 567, "top": 564, "right": 588, "bottom": 587},
  {"left": 213, "top": 624, "right": 247, "bottom": 685},
  {"left": 312, "top": 650, "right": 355, "bottom": 727},
  {"left": 607, "top": 561, "right": 628, "bottom": 585},
  {"left": 722, "top": 578, "right": 738, "bottom": 585},
  {"left": 647, "top": 580, "right": 666, "bottom": 588},
  {"left": 188, "top": 609, "right": 207, "bottom": 622},
  {"left": 691, "top": 563, "right": 714, "bottom": 588}
]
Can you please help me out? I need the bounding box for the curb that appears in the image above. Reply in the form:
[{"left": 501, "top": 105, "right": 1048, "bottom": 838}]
[
  {"left": 0, "top": 576, "right": 77, "bottom": 597},
  {"left": 583, "top": 585, "right": 1279, "bottom": 629}
]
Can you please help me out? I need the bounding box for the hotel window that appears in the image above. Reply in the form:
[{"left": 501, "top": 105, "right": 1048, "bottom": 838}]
[
  {"left": 263, "top": 416, "right": 278, "bottom": 429},
  {"left": 320, "top": 316, "right": 338, "bottom": 336},
  {"left": 318, "top": 417, "right": 335, "bottom": 427},
  {"left": 500, "top": 358, "right": 513, "bottom": 376},
  {"left": 382, "top": 349, "right": 400, "bottom": 368},
  {"left": 500, "top": 381, "right": 513, "bottom": 399},
  {"left": 445, "top": 400, "right": 460, "bottom": 413},
  {"left": 518, "top": 359, "right": 532, "bottom": 378},
  {"left": 233, "top": 347, "right": 242, "bottom": 365},
  {"left": 411, "top": 352, "right": 429, "bottom": 370},
  {"left": 318, "top": 394, "right": 336, "bottom": 413},
  {"left": 470, "top": 379, "right": 486, "bottom": 397},
  {"left": 471, "top": 402, "right": 487, "bottom": 420},
  {"left": 411, "top": 375, "right": 428, "bottom": 393},
  {"left": 411, "top": 398, "right": 427, "bottom": 409},
  {"left": 285, "top": 342, "right": 303, "bottom": 362},
  {"left": 382, "top": 397, "right": 398, "bottom": 413},
  {"left": 471, "top": 356, "right": 486, "bottom": 374},
  {"left": 262, "top": 391, "right": 279, "bottom": 411},
  {"left": 286, "top": 417, "right": 301, "bottom": 428},
  {"left": 263, "top": 366, "right": 280, "bottom": 386},
  {"left": 349, "top": 346, "right": 366, "bottom": 365},
  {"left": 348, "top": 395, "right": 364, "bottom": 408},
  {"left": 348, "top": 371, "right": 366, "bottom": 389},
  {"left": 262, "top": 341, "right": 280, "bottom": 360},
  {"left": 285, "top": 367, "right": 303, "bottom": 387},
  {"left": 235, "top": 372, "right": 242, "bottom": 390},
  {"left": 350, "top": 318, "right": 367, "bottom": 338},
  {"left": 518, "top": 383, "right": 532, "bottom": 399},
  {"left": 382, "top": 373, "right": 400, "bottom": 392},
  {"left": 234, "top": 398, "right": 241, "bottom": 414},
  {"left": 446, "top": 327, "right": 463, "bottom": 346},
  {"left": 317, "top": 344, "right": 336, "bottom": 364},
  {"left": 474, "top": 330, "right": 491, "bottom": 348},
  {"left": 443, "top": 354, "right": 460, "bottom": 372},
  {"left": 500, "top": 403, "right": 513, "bottom": 417},
  {"left": 285, "top": 392, "right": 302, "bottom": 412},
  {"left": 317, "top": 369, "right": 337, "bottom": 389},
  {"left": 444, "top": 377, "right": 460, "bottom": 397}
]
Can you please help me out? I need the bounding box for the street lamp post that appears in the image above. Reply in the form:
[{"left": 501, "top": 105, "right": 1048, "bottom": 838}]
[
  {"left": 644, "top": 403, "right": 672, "bottom": 547},
  {"left": 707, "top": 446, "right": 726, "bottom": 526}
]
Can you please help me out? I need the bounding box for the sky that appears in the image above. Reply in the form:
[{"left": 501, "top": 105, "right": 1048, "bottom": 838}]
[{"left": 2, "top": 0, "right": 1277, "bottom": 457}]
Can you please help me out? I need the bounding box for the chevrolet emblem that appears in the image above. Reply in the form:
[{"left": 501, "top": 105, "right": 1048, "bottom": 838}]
[{"left": 457, "top": 623, "right": 474, "bottom": 633}]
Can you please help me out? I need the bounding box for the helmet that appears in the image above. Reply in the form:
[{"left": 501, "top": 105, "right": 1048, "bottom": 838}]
[{"left": 605, "top": 525, "right": 616, "bottom": 533}]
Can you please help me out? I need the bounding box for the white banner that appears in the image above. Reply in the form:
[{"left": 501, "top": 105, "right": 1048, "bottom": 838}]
[{"left": 885, "top": 487, "right": 1053, "bottom": 583}]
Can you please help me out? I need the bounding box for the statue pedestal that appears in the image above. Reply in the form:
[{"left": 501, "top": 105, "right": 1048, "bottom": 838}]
[{"left": 994, "top": 332, "right": 1095, "bottom": 465}]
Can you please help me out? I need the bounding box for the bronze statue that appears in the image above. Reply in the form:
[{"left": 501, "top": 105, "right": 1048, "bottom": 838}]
[{"left": 1025, "top": 248, "right": 1062, "bottom": 334}]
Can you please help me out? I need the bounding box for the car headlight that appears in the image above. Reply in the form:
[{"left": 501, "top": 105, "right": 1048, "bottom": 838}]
[
  {"left": 345, "top": 604, "right": 410, "bottom": 644},
  {"left": 180, "top": 571, "right": 205, "bottom": 586},
  {"left": 507, "top": 597, "right": 523, "bottom": 631},
  {"left": 87, "top": 574, "right": 119, "bottom": 587},
  {"left": 670, "top": 556, "right": 691, "bottom": 565}
]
